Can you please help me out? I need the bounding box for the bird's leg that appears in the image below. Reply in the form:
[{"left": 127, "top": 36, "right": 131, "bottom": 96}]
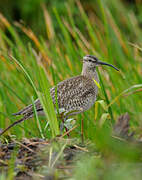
[
  {"left": 59, "top": 121, "right": 64, "bottom": 132},
  {"left": 64, "top": 117, "right": 70, "bottom": 137},
  {"left": 59, "top": 116, "right": 69, "bottom": 137}
]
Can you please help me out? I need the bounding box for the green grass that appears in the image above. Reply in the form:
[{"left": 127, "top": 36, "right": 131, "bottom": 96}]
[{"left": 0, "top": 0, "right": 142, "bottom": 179}]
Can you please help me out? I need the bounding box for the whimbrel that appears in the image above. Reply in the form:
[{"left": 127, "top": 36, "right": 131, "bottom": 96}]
[{"left": 0, "top": 55, "right": 119, "bottom": 135}]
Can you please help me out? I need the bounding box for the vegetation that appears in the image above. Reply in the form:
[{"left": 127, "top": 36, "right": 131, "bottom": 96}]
[{"left": 0, "top": 0, "right": 142, "bottom": 179}]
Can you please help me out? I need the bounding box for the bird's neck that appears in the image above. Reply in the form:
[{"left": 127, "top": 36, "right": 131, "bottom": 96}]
[{"left": 81, "top": 65, "right": 99, "bottom": 82}]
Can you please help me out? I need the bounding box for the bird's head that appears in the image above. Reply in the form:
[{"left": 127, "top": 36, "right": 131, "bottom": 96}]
[{"left": 83, "top": 55, "right": 119, "bottom": 71}]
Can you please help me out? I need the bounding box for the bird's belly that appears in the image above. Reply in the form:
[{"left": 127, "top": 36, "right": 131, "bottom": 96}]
[
  {"left": 83, "top": 95, "right": 96, "bottom": 111},
  {"left": 62, "top": 94, "right": 97, "bottom": 117}
]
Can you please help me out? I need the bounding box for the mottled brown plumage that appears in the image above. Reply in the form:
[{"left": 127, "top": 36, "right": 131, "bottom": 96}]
[
  {"left": 0, "top": 55, "right": 119, "bottom": 135},
  {"left": 14, "top": 75, "right": 98, "bottom": 117}
]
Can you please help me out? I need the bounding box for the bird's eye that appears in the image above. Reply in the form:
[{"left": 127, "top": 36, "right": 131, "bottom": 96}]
[{"left": 88, "top": 60, "right": 92, "bottom": 62}]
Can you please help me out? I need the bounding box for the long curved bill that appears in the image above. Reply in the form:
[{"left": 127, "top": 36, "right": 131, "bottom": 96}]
[{"left": 97, "top": 60, "right": 119, "bottom": 71}]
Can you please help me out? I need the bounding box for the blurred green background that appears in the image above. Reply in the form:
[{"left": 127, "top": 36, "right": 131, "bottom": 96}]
[
  {"left": 0, "top": 0, "right": 142, "bottom": 38},
  {"left": 0, "top": 0, "right": 142, "bottom": 49}
]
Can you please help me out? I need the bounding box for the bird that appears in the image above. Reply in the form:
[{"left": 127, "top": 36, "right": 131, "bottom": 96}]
[{"left": 0, "top": 55, "right": 119, "bottom": 136}]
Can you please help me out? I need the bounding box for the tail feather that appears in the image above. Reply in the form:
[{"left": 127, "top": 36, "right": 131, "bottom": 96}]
[
  {"left": 12, "top": 103, "right": 33, "bottom": 116},
  {"left": 12, "top": 99, "right": 42, "bottom": 116}
]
